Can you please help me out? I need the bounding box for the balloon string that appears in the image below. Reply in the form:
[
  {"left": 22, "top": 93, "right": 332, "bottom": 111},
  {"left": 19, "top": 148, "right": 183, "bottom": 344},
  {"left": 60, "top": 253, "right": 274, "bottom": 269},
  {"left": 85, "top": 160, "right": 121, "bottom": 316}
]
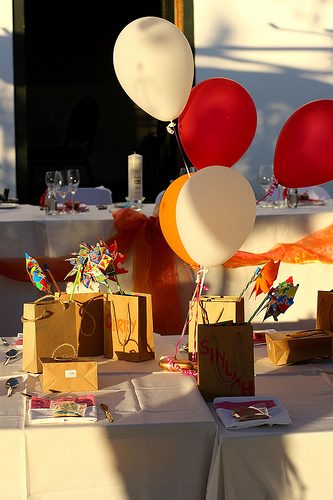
[
  {"left": 189, "top": 267, "right": 208, "bottom": 362},
  {"left": 256, "top": 177, "right": 279, "bottom": 205},
  {"left": 167, "top": 121, "right": 190, "bottom": 176},
  {"left": 174, "top": 266, "right": 208, "bottom": 363}
]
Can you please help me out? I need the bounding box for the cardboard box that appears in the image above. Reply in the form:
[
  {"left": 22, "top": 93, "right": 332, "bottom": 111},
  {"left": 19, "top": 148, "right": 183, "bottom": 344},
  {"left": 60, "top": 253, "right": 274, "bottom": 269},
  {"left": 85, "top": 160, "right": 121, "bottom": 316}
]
[
  {"left": 39, "top": 357, "right": 98, "bottom": 393},
  {"left": 188, "top": 296, "right": 244, "bottom": 357},
  {"left": 265, "top": 330, "right": 333, "bottom": 366}
]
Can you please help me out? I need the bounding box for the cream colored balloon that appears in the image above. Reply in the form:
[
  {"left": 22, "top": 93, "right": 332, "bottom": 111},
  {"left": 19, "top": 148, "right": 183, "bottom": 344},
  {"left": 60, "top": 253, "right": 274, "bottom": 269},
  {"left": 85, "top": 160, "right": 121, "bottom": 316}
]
[
  {"left": 176, "top": 166, "right": 256, "bottom": 268},
  {"left": 113, "top": 17, "right": 194, "bottom": 122}
]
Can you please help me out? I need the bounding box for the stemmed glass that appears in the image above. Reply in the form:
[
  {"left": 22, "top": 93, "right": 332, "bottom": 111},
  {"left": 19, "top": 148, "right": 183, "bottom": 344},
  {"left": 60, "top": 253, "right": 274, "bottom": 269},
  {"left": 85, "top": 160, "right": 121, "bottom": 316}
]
[
  {"left": 258, "top": 164, "right": 274, "bottom": 207},
  {"left": 45, "top": 171, "right": 56, "bottom": 189},
  {"left": 54, "top": 170, "right": 71, "bottom": 215},
  {"left": 67, "top": 169, "right": 80, "bottom": 214}
]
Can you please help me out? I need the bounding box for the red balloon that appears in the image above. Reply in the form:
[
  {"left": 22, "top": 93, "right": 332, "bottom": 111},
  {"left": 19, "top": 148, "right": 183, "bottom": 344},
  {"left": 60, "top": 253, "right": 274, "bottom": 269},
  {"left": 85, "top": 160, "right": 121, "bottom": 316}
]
[
  {"left": 178, "top": 78, "right": 257, "bottom": 169},
  {"left": 274, "top": 99, "right": 333, "bottom": 188}
]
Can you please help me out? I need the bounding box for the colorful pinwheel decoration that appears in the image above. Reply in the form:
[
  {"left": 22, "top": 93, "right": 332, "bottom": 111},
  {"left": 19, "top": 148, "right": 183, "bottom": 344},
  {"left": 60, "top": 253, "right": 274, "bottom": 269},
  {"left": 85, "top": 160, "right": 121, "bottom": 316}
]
[
  {"left": 25, "top": 253, "right": 51, "bottom": 294},
  {"left": 248, "top": 276, "right": 299, "bottom": 323},
  {"left": 238, "top": 260, "right": 280, "bottom": 299},
  {"left": 65, "top": 239, "right": 128, "bottom": 300},
  {"left": 263, "top": 277, "right": 299, "bottom": 322}
]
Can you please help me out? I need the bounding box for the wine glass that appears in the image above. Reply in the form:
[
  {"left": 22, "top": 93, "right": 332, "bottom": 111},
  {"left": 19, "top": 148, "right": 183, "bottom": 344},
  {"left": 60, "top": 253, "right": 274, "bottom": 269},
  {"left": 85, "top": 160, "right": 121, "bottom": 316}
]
[
  {"left": 257, "top": 164, "right": 274, "bottom": 207},
  {"left": 45, "top": 171, "right": 55, "bottom": 189},
  {"left": 67, "top": 169, "right": 80, "bottom": 214},
  {"left": 54, "top": 170, "right": 71, "bottom": 214}
]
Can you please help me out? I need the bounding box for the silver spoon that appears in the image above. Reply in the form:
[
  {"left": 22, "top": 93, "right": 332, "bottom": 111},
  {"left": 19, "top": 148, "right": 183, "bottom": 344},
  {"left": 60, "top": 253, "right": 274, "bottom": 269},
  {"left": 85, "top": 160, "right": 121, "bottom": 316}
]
[
  {"left": 6, "top": 377, "right": 19, "bottom": 397},
  {"left": 1, "top": 337, "right": 9, "bottom": 347},
  {"left": 3, "top": 349, "right": 18, "bottom": 366}
]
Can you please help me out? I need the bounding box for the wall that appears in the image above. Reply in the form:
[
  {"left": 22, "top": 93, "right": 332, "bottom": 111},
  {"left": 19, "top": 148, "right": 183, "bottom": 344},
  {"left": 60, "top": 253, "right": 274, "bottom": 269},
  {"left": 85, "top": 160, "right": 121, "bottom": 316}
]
[
  {"left": 2, "top": 2, "right": 333, "bottom": 199},
  {"left": 0, "top": 1, "right": 15, "bottom": 197},
  {"left": 193, "top": 0, "right": 333, "bottom": 197}
]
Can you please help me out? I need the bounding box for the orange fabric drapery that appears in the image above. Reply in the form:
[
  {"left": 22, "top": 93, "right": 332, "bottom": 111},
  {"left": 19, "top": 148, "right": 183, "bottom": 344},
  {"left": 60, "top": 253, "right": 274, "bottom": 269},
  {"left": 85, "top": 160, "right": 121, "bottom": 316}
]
[
  {"left": 223, "top": 221, "right": 333, "bottom": 268},
  {"left": 109, "top": 208, "right": 194, "bottom": 335}
]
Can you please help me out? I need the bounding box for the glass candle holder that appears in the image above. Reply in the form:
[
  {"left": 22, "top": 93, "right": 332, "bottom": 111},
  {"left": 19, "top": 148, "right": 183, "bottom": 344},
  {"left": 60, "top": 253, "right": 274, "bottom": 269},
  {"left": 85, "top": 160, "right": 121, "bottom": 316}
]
[{"left": 287, "top": 188, "right": 298, "bottom": 208}]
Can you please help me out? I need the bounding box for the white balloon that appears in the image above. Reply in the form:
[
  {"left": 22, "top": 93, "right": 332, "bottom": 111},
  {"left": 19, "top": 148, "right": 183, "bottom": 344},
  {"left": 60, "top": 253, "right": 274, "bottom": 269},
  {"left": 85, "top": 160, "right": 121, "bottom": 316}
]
[
  {"left": 113, "top": 17, "right": 194, "bottom": 122},
  {"left": 176, "top": 166, "right": 256, "bottom": 268}
]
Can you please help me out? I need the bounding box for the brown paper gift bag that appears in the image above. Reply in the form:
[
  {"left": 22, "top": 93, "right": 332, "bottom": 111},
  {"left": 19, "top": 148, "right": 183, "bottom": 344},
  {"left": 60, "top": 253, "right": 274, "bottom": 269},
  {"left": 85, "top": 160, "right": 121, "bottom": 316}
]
[
  {"left": 39, "top": 353, "right": 98, "bottom": 393},
  {"left": 316, "top": 290, "right": 333, "bottom": 331},
  {"left": 55, "top": 292, "right": 104, "bottom": 356},
  {"left": 22, "top": 296, "right": 78, "bottom": 374},
  {"left": 188, "top": 296, "right": 244, "bottom": 358},
  {"left": 104, "top": 292, "right": 154, "bottom": 362},
  {"left": 197, "top": 322, "right": 254, "bottom": 402}
]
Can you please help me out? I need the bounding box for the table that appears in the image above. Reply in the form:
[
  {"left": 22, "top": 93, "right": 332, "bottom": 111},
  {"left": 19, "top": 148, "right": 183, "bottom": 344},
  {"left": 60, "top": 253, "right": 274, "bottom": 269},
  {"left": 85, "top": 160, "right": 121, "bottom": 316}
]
[
  {"left": 0, "top": 334, "right": 217, "bottom": 500},
  {"left": 3, "top": 327, "right": 333, "bottom": 499},
  {"left": 0, "top": 204, "right": 157, "bottom": 335},
  {"left": 205, "top": 201, "right": 333, "bottom": 330},
  {"left": 2, "top": 201, "right": 333, "bottom": 335},
  {"left": 206, "top": 339, "right": 333, "bottom": 500}
]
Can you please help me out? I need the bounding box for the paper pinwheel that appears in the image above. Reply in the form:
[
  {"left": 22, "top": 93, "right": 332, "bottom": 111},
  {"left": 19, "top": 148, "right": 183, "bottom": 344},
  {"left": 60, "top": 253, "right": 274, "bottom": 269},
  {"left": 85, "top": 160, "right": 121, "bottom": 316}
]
[
  {"left": 263, "top": 277, "right": 299, "bottom": 322},
  {"left": 65, "top": 239, "right": 128, "bottom": 299},
  {"left": 25, "top": 253, "right": 51, "bottom": 294},
  {"left": 97, "top": 239, "right": 128, "bottom": 282},
  {"left": 250, "top": 260, "right": 281, "bottom": 298},
  {"left": 248, "top": 276, "right": 298, "bottom": 323}
]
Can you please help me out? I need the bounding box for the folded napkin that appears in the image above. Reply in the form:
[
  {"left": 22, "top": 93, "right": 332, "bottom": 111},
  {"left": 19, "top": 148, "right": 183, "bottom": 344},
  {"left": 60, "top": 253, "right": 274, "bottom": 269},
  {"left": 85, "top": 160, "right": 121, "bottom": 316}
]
[
  {"left": 268, "top": 186, "right": 331, "bottom": 204},
  {"left": 28, "top": 395, "right": 97, "bottom": 424},
  {"left": 58, "top": 202, "right": 88, "bottom": 212},
  {"left": 213, "top": 396, "right": 292, "bottom": 429},
  {"left": 14, "top": 333, "right": 23, "bottom": 349}
]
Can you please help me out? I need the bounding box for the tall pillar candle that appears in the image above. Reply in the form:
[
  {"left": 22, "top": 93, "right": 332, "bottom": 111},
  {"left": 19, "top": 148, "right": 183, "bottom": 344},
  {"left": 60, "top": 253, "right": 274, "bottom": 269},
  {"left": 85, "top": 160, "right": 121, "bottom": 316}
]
[{"left": 128, "top": 153, "right": 143, "bottom": 200}]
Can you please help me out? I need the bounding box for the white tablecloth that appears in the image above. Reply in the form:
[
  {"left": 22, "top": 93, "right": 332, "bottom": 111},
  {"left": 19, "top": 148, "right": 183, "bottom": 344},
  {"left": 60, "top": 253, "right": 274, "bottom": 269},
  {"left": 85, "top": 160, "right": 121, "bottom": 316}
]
[
  {"left": 0, "top": 334, "right": 217, "bottom": 500},
  {"left": 205, "top": 201, "right": 333, "bottom": 330},
  {"left": 206, "top": 339, "right": 333, "bottom": 500},
  {"left": 2, "top": 201, "right": 333, "bottom": 335},
  {"left": 0, "top": 204, "right": 156, "bottom": 335}
]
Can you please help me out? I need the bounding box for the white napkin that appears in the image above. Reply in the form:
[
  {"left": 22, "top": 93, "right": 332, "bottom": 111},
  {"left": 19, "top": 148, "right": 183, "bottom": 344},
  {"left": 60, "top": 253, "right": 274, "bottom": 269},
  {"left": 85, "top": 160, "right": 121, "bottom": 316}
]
[
  {"left": 267, "top": 185, "right": 331, "bottom": 203},
  {"left": 297, "top": 186, "right": 331, "bottom": 204},
  {"left": 213, "top": 396, "right": 292, "bottom": 429}
]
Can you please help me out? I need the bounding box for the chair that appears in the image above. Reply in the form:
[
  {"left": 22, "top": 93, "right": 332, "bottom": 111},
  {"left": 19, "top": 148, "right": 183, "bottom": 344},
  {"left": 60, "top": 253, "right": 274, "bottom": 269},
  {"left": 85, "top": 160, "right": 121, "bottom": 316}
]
[
  {"left": 74, "top": 186, "right": 112, "bottom": 205},
  {"left": 28, "top": 96, "right": 99, "bottom": 197},
  {"left": 155, "top": 190, "right": 165, "bottom": 204}
]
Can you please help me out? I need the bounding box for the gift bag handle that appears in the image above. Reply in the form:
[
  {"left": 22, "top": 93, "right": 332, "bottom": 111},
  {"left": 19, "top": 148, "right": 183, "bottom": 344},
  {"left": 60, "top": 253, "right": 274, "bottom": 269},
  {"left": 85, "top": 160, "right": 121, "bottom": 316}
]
[
  {"left": 74, "top": 297, "right": 97, "bottom": 338},
  {"left": 199, "top": 300, "right": 224, "bottom": 325},
  {"left": 317, "top": 296, "right": 333, "bottom": 330},
  {"left": 211, "top": 331, "right": 242, "bottom": 384},
  {"left": 21, "top": 295, "right": 66, "bottom": 323},
  {"left": 111, "top": 300, "right": 133, "bottom": 349},
  {"left": 285, "top": 329, "right": 328, "bottom": 339},
  {"left": 52, "top": 343, "right": 77, "bottom": 361}
]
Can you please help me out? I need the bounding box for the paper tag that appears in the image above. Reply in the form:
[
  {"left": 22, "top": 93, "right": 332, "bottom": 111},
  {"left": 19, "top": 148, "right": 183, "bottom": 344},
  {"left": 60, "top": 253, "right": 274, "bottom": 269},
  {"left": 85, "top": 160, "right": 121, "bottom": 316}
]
[{"left": 65, "top": 369, "right": 77, "bottom": 379}]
